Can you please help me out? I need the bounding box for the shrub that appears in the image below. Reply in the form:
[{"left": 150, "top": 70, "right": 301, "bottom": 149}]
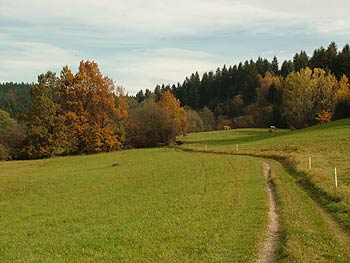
[
  {"left": 316, "top": 110, "right": 332, "bottom": 124},
  {"left": 199, "top": 106, "right": 215, "bottom": 131},
  {"left": 185, "top": 108, "right": 204, "bottom": 133},
  {"left": 0, "top": 144, "right": 10, "bottom": 160},
  {"left": 125, "top": 102, "right": 177, "bottom": 148}
]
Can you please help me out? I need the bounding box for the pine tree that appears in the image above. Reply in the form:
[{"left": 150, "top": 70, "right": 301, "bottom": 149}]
[{"left": 271, "top": 56, "right": 279, "bottom": 75}]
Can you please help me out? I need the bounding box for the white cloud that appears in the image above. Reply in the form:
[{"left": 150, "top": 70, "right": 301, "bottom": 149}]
[
  {"left": 0, "top": 35, "right": 79, "bottom": 82},
  {"left": 1, "top": 0, "right": 350, "bottom": 92},
  {"left": 0, "top": 0, "right": 305, "bottom": 37},
  {"left": 100, "top": 48, "right": 221, "bottom": 94},
  {"left": 2, "top": 0, "right": 349, "bottom": 38}
]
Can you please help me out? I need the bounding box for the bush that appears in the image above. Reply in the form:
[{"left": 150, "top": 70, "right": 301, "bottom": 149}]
[
  {"left": 125, "top": 102, "right": 177, "bottom": 148},
  {"left": 186, "top": 108, "right": 204, "bottom": 133},
  {"left": 0, "top": 144, "right": 10, "bottom": 160},
  {"left": 316, "top": 110, "right": 332, "bottom": 124},
  {"left": 199, "top": 106, "right": 215, "bottom": 131}
]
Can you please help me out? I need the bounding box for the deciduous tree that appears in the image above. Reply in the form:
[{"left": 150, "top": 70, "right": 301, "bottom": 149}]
[
  {"left": 125, "top": 102, "right": 176, "bottom": 147},
  {"left": 24, "top": 71, "right": 65, "bottom": 158},
  {"left": 158, "top": 91, "right": 187, "bottom": 136},
  {"left": 59, "top": 61, "right": 128, "bottom": 153},
  {"left": 283, "top": 68, "right": 338, "bottom": 128},
  {"left": 185, "top": 108, "right": 204, "bottom": 133}
]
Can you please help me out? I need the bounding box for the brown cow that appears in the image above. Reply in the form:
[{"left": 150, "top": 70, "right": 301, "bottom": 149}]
[{"left": 224, "top": 125, "right": 231, "bottom": 130}]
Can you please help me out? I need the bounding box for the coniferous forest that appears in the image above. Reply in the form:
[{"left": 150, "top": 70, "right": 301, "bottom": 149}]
[{"left": 135, "top": 42, "right": 350, "bottom": 129}]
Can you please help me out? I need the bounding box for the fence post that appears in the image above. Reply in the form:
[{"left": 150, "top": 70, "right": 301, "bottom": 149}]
[
  {"left": 309, "top": 157, "right": 312, "bottom": 169},
  {"left": 334, "top": 167, "right": 338, "bottom": 188}
]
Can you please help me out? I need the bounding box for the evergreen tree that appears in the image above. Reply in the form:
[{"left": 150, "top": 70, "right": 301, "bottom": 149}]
[
  {"left": 271, "top": 56, "right": 279, "bottom": 75},
  {"left": 293, "top": 51, "right": 309, "bottom": 71},
  {"left": 326, "top": 42, "right": 338, "bottom": 73},
  {"left": 0, "top": 82, "right": 32, "bottom": 117},
  {"left": 154, "top": 85, "right": 162, "bottom": 101},
  {"left": 135, "top": 90, "right": 145, "bottom": 103},
  {"left": 334, "top": 44, "right": 350, "bottom": 79},
  {"left": 280, "top": 60, "right": 294, "bottom": 77}
]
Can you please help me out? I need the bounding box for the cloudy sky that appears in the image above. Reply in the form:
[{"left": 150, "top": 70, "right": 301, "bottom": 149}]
[{"left": 1, "top": 0, "right": 350, "bottom": 94}]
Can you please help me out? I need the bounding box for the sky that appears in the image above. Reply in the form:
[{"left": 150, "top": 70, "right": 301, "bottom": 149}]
[{"left": 1, "top": 0, "right": 350, "bottom": 95}]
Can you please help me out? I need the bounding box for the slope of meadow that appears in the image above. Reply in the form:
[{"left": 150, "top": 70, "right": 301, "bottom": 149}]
[
  {"left": 179, "top": 119, "right": 350, "bottom": 226},
  {"left": 269, "top": 160, "right": 350, "bottom": 262},
  {"left": 0, "top": 149, "right": 268, "bottom": 262}
]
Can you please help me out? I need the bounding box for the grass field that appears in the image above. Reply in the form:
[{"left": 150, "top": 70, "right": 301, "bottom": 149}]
[
  {"left": 0, "top": 148, "right": 268, "bottom": 262},
  {"left": 2, "top": 120, "right": 350, "bottom": 262},
  {"left": 178, "top": 119, "right": 350, "bottom": 226},
  {"left": 269, "top": 160, "right": 350, "bottom": 262}
]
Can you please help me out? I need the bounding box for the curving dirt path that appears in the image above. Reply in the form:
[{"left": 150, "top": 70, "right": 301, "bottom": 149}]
[{"left": 256, "top": 162, "right": 279, "bottom": 263}]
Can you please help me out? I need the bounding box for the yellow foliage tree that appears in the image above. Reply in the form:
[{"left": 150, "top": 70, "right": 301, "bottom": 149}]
[
  {"left": 334, "top": 74, "right": 350, "bottom": 119},
  {"left": 158, "top": 91, "right": 187, "bottom": 136},
  {"left": 336, "top": 75, "right": 350, "bottom": 102},
  {"left": 283, "top": 67, "right": 338, "bottom": 128},
  {"left": 59, "top": 61, "right": 128, "bottom": 153}
]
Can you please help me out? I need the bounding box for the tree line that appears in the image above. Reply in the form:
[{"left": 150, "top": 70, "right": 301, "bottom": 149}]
[
  {"left": 1, "top": 42, "right": 350, "bottom": 160},
  {"left": 135, "top": 42, "right": 350, "bottom": 128}
]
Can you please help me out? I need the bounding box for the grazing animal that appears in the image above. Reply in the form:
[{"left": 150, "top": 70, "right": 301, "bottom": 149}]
[
  {"left": 268, "top": 125, "right": 278, "bottom": 133},
  {"left": 224, "top": 125, "right": 231, "bottom": 130},
  {"left": 289, "top": 126, "right": 296, "bottom": 131}
]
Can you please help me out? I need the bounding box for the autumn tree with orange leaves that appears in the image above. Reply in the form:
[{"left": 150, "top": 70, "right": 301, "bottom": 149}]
[
  {"left": 58, "top": 61, "right": 128, "bottom": 153},
  {"left": 24, "top": 61, "right": 128, "bottom": 158}
]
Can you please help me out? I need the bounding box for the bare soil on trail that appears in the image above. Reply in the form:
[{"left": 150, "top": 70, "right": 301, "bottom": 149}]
[{"left": 256, "top": 162, "right": 279, "bottom": 263}]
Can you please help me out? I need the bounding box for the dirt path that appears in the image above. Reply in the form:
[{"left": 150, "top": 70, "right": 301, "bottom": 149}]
[{"left": 256, "top": 162, "right": 279, "bottom": 263}]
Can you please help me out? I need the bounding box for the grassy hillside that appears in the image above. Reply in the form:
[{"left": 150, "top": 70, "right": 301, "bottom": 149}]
[
  {"left": 269, "top": 160, "right": 350, "bottom": 262},
  {"left": 179, "top": 119, "right": 350, "bottom": 226},
  {"left": 0, "top": 149, "right": 268, "bottom": 262}
]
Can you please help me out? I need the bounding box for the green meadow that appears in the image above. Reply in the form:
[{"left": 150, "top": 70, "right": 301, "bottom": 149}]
[
  {"left": 1, "top": 119, "right": 350, "bottom": 262},
  {"left": 0, "top": 149, "right": 268, "bottom": 262},
  {"left": 177, "top": 119, "right": 350, "bottom": 262},
  {"left": 179, "top": 119, "right": 350, "bottom": 226}
]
